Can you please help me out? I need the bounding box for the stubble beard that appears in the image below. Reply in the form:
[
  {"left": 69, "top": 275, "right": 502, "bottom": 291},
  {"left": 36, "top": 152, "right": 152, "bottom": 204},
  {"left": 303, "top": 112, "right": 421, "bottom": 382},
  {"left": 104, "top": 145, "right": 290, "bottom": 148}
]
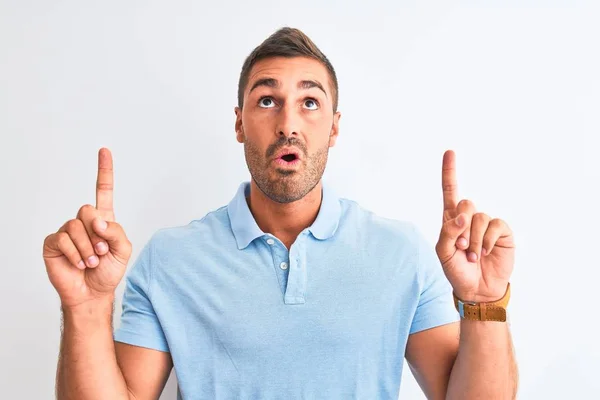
[{"left": 244, "top": 138, "right": 329, "bottom": 204}]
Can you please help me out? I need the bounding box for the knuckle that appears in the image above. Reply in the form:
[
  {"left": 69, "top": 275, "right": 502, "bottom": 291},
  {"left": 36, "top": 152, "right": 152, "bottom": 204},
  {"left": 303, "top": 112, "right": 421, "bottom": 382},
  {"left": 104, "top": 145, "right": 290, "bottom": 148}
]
[
  {"left": 490, "top": 218, "right": 503, "bottom": 227},
  {"left": 56, "top": 232, "right": 70, "bottom": 247},
  {"left": 77, "top": 204, "right": 96, "bottom": 217},
  {"left": 43, "top": 233, "right": 53, "bottom": 245},
  {"left": 473, "top": 212, "right": 490, "bottom": 223},
  {"left": 458, "top": 199, "right": 473, "bottom": 208},
  {"left": 65, "top": 219, "right": 81, "bottom": 232},
  {"left": 457, "top": 200, "right": 476, "bottom": 216}
]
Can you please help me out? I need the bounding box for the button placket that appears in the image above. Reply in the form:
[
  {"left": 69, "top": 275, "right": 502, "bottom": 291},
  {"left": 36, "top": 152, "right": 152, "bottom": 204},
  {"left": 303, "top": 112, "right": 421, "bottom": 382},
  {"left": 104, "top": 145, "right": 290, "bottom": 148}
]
[
  {"left": 284, "top": 237, "right": 307, "bottom": 304},
  {"left": 264, "top": 235, "right": 290, "bottom": 295}
]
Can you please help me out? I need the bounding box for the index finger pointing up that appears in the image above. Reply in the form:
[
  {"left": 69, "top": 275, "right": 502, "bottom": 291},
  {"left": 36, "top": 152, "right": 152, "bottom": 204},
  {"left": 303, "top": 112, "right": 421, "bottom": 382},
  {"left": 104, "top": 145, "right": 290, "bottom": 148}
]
[
  {"left": 96, "top": 147, "right": 115, "bottom": 221},
  {"left": 442, "top": 149, "right": 458, "bottom": 211}
]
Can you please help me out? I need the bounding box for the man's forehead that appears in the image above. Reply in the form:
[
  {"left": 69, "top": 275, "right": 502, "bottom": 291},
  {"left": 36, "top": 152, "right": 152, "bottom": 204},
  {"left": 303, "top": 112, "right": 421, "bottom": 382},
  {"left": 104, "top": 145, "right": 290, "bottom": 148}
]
[{"left": 246, "top": 57, "right": 331, "bottom": 91}]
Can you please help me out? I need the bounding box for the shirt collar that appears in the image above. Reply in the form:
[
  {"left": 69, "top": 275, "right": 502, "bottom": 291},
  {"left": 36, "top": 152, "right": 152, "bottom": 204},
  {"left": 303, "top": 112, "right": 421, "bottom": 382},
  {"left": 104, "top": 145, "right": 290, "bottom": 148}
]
[{"left": 227, "top": 180, "right": 341, "bottom": 250}]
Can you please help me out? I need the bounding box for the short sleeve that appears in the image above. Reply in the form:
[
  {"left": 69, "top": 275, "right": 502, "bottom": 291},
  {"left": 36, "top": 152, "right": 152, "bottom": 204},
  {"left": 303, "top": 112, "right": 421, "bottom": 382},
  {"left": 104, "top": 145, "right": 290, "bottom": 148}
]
[
  {"left": 409, "top": 225, "right": 460, "bottom": 334},
  {"left": 113, "top": 237, "right": 170, "bottom": 352}
]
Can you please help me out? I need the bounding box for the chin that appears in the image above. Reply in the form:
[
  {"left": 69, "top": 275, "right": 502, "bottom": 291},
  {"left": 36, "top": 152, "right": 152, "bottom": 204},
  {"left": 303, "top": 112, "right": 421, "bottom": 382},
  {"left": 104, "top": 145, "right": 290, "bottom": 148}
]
[
  {"left": 275, "top": 179, "right": 323, "bottom": 204},
  {"left": 255, "top": 179, "right": 305, "bottom": 204}
]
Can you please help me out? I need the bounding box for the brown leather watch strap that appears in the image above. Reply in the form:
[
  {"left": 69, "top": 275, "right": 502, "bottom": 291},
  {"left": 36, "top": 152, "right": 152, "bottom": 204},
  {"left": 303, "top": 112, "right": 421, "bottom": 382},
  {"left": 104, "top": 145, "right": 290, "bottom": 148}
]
[{"left": 453, "top": 283, "right": 511, "bottom": 322}]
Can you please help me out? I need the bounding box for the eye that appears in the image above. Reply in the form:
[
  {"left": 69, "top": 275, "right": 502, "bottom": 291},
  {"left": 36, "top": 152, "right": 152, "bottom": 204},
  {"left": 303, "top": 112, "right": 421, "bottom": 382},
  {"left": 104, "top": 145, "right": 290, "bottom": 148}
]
[
  {"left": 258, "top": 97, "right": 276, "bottom": 108},
  {"left": 303, "top": 99, "right": 319, "bottom": 110}
]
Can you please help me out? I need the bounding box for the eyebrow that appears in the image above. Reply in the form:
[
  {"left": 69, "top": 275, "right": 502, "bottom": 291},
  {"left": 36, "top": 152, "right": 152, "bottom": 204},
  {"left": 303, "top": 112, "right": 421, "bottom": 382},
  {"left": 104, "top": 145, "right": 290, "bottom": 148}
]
[
  {"left": 299, "top": 80, "right": 327, "bottom": 97},
  {"left": 248, "top": 78, "right": 328, "bottom": 97}
]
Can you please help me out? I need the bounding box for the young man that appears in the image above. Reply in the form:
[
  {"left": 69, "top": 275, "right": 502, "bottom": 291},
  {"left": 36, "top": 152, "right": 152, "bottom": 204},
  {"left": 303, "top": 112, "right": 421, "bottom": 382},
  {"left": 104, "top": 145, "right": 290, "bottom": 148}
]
[{"left": 44, "top": 27, "right": 518, "bottom": 399}]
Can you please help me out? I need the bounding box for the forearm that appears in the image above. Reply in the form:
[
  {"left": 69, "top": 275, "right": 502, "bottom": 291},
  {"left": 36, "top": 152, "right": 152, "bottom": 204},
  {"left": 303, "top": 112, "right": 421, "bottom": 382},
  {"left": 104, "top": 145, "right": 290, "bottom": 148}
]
[
  {"left": 56, "top": 295, "right": 131, "bottom": 400},
  {"left": 446, "top": 319, "right": 518, "bottom": 400}
]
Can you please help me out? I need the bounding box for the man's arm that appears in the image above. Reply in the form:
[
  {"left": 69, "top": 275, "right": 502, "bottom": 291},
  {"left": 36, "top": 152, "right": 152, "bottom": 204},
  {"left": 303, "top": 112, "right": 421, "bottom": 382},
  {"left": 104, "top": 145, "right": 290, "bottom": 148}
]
[
  {"left": 56, "top": 295, "right": 173, "bottom": 400},
  {"left": 407, "top": 149, "right": 519, "bottom": 398},
  {"left": 405, "top": 321, "right": 518, "bottom": 400},
  {"left": 405, "top": 323, "right": 459, "bottom": 400},
  {"left": 446, "top": 319, "right": 518, "bottom": 399}
]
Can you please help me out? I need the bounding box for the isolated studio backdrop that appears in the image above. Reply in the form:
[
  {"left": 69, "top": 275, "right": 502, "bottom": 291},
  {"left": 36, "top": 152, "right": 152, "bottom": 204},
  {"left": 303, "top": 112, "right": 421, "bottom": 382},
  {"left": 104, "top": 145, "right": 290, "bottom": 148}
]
[{"left": 1, "top": 1, "right": 598, "bottom": 399}]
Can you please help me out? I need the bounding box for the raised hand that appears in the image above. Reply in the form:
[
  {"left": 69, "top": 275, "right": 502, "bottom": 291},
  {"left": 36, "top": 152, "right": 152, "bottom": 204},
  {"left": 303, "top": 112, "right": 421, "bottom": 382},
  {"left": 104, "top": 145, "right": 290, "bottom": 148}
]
[
  {"left": 43, "top": 148, "right": 132, "bottom": 308},
  {"left": 435, "top": 150, "right": 515, "bottom": 303}
]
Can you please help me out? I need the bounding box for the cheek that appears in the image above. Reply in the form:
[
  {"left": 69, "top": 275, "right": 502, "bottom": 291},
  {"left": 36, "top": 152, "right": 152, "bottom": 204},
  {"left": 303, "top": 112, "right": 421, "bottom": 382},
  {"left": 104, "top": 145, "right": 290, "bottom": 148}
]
[
  {"left": 312, "top": 113, "right": 334, "bottom": 136},
  {"left": 244, "top": 113, "right": 278, "bottom": 140},
  {"left": 295, "top": 110, "right": 328, "bottom": 132}
]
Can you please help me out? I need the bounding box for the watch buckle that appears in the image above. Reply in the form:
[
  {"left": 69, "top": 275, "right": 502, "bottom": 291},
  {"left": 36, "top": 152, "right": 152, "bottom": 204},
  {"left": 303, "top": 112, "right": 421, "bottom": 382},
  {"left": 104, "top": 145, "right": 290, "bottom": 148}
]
[{"left": 457, "top": 299, "right": 477, "bottom": 318}]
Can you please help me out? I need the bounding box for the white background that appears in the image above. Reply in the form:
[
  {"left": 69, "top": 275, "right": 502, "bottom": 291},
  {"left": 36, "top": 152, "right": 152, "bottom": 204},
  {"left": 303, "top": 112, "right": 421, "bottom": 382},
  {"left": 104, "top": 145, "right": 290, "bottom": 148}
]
[{"left": 1, "top": 0, "right": 598, "bottom": 399}]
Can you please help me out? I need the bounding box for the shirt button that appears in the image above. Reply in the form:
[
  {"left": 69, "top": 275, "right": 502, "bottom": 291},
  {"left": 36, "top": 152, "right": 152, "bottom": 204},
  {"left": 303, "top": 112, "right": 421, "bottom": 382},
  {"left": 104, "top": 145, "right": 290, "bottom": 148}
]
[
  {"left": 266, "top": 239, "right": 275, "bottom": 245},
  {"left": 280, "top": 262, "right": 288, "bottom": 270}
]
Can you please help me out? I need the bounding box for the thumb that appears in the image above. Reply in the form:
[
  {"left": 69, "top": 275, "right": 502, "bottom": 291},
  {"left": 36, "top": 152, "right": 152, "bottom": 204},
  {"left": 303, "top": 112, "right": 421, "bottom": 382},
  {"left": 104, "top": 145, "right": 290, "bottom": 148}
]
[
  {"left": 92, "top": 217, "right": 131, "bottom": 264},
  {"left": 436, "top": 213, "right": 468, "bottom": 263}
]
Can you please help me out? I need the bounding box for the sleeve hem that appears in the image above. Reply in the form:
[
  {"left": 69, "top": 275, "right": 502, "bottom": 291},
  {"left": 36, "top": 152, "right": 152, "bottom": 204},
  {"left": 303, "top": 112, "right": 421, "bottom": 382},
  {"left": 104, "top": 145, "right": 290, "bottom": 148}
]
[
  {"left": 113, "top": 329, "right": 170, "bottom": 353},
  {"left": 409, "top": 312, "right": 460, "bottom": 335}
]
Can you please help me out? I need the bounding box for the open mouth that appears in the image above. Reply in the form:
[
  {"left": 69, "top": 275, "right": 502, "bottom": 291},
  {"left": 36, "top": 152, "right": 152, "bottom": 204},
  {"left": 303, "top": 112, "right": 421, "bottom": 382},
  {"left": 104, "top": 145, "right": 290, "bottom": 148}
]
[
  {"left": 281, "top": 154, "right": 298, "bottom": 162},
  {"left": 274, "top": 151, "right": 301, "bottom": 168}
]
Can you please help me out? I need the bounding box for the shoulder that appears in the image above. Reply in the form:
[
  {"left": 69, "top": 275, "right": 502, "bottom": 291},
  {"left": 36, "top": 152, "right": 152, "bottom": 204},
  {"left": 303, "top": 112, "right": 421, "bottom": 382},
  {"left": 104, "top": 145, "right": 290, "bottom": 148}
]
[
  {"left": 145, "top": 205, "right": 231, "bottom": 255},
  {"left": 338, "top": 197, "right": 423, "bottom": 249}
]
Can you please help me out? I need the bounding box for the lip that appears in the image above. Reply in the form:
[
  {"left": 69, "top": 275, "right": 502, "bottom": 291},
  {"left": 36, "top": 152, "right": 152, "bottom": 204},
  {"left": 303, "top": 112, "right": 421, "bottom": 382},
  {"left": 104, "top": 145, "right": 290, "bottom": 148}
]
[
  {"left": 271, "top": 147, "right": 302, "bottom": 169},
  {"left": 273, "top": 157, "right": 301, "bottom": 168},
  {"left": 273, "top": 147, "right": 302, "bottom": 161}
]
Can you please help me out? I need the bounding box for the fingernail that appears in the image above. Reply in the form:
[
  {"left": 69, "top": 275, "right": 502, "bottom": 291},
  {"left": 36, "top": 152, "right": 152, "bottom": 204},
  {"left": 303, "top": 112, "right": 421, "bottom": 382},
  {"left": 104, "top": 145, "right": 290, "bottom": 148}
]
[
  {"left": 88, "top": 255, "right": 99, "bottom": 267},
  {"left": 456, "top": 215, "right": 464, "bottom": 227},
  {"left": 77, "top": 260, "right": 85, "bottom": 269},
  {"left": 457, "top": 237, "right": 468, "bottom": 248},
  {"left": 468, "top": 252, "right": 478, "bottom": 262},
  {"left": 482, "top": 247, "right": 488, "bottom": 256},
  {"left": 96, "top": 218, "right": 107, "bottom": 232},
  {"left": 96, "top": 242, "right": 107, "bottom": 253}
]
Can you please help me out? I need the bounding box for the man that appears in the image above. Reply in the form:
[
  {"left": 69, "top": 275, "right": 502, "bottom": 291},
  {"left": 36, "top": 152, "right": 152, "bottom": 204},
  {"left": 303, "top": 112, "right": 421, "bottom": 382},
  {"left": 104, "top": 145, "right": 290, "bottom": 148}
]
[{"left": 43, "top": 27, "right": 518, "bottom": 399}]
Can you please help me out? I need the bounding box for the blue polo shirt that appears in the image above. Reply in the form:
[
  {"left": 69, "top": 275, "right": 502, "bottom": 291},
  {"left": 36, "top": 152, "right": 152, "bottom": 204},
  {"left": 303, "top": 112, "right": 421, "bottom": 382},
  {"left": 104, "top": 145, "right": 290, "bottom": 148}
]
[{"left": 114, "top": 181, "right": 459, "bottom": 399}]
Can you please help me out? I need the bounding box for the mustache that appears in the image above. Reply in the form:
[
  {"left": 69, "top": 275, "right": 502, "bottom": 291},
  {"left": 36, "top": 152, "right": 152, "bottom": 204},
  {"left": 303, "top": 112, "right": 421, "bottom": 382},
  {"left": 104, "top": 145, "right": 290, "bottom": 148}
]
[{"left": 265, "top": 137, "right": 307, "bottom": 158}]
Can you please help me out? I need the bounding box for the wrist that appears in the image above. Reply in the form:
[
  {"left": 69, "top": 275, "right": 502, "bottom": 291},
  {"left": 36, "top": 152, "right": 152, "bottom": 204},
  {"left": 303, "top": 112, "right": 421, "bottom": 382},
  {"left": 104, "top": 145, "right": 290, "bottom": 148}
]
[
  {"left": 454, "top": 283, "right": 510, "bottom": 304},
  {"left": 453, "top": 283, "right": 511, "bottom": 322},
  {"left": 454, "top": 293, "right": 503, "bottom": 304},
  {"left": 62, "top": 295, "right": 115, "bottom": 328}
]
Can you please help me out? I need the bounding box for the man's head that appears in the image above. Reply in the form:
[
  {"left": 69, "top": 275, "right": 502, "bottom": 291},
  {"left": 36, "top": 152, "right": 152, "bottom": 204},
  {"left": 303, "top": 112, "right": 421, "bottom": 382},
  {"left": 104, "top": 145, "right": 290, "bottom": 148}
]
[{"left": 235, "top": 27, "right": 341, "bottom": 204}]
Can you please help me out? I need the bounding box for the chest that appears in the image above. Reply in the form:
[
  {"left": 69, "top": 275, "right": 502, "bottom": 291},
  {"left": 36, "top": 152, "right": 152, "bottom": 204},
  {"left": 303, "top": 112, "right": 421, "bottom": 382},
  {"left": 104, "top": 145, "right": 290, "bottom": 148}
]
[{"left": 158, "top": 244, "right": 417, "bottom": 365}]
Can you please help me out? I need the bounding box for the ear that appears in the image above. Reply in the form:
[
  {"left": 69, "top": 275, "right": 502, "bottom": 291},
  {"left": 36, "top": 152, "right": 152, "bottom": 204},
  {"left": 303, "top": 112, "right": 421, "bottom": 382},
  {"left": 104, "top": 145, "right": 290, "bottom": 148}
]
[
  {"left": 328, "top": 111, "right": 341, "bottom": 148},
  {"left": 234, "top": 107, "right": 244, "bottom": 143}
]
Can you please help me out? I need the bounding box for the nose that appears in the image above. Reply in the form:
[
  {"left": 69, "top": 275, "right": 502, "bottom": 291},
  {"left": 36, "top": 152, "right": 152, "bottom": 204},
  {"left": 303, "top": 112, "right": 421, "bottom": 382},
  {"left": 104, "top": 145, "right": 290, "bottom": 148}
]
[{"left": 275, "top": 106, "right": 300, "bottom": 138}]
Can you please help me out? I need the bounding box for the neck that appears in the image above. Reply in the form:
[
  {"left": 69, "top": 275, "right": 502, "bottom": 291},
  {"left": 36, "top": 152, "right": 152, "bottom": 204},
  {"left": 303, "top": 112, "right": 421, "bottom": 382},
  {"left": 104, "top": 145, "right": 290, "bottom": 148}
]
[{"left": 246, "top": 180, "right": 323, "bottom": 248}]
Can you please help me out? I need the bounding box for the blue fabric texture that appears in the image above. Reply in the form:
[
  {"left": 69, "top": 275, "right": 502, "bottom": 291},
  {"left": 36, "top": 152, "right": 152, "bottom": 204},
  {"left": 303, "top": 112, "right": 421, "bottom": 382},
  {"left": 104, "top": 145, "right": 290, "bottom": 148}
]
[{"left": 114, "top": 181, "right": 459, "bottom": 399}]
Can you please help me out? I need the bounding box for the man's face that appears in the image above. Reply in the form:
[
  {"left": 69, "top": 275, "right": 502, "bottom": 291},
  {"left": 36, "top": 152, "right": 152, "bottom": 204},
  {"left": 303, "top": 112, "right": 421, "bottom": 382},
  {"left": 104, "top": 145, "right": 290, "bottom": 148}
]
[{"left": 235, "top": 56, "right": 341, "bottom": 204}]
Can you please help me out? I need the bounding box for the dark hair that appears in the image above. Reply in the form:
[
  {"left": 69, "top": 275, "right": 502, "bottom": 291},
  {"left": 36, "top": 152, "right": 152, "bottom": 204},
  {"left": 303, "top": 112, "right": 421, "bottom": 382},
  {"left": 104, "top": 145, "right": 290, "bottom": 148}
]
[{"left": 237, "top": 27, "right": 339, "bottom": 112}]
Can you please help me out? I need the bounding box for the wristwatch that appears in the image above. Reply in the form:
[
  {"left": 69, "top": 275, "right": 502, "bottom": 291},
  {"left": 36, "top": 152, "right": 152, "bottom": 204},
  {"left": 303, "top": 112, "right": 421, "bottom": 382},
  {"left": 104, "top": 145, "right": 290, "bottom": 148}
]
[{"left": 453, "top": 283, "right": 511, "bottom": 322}]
